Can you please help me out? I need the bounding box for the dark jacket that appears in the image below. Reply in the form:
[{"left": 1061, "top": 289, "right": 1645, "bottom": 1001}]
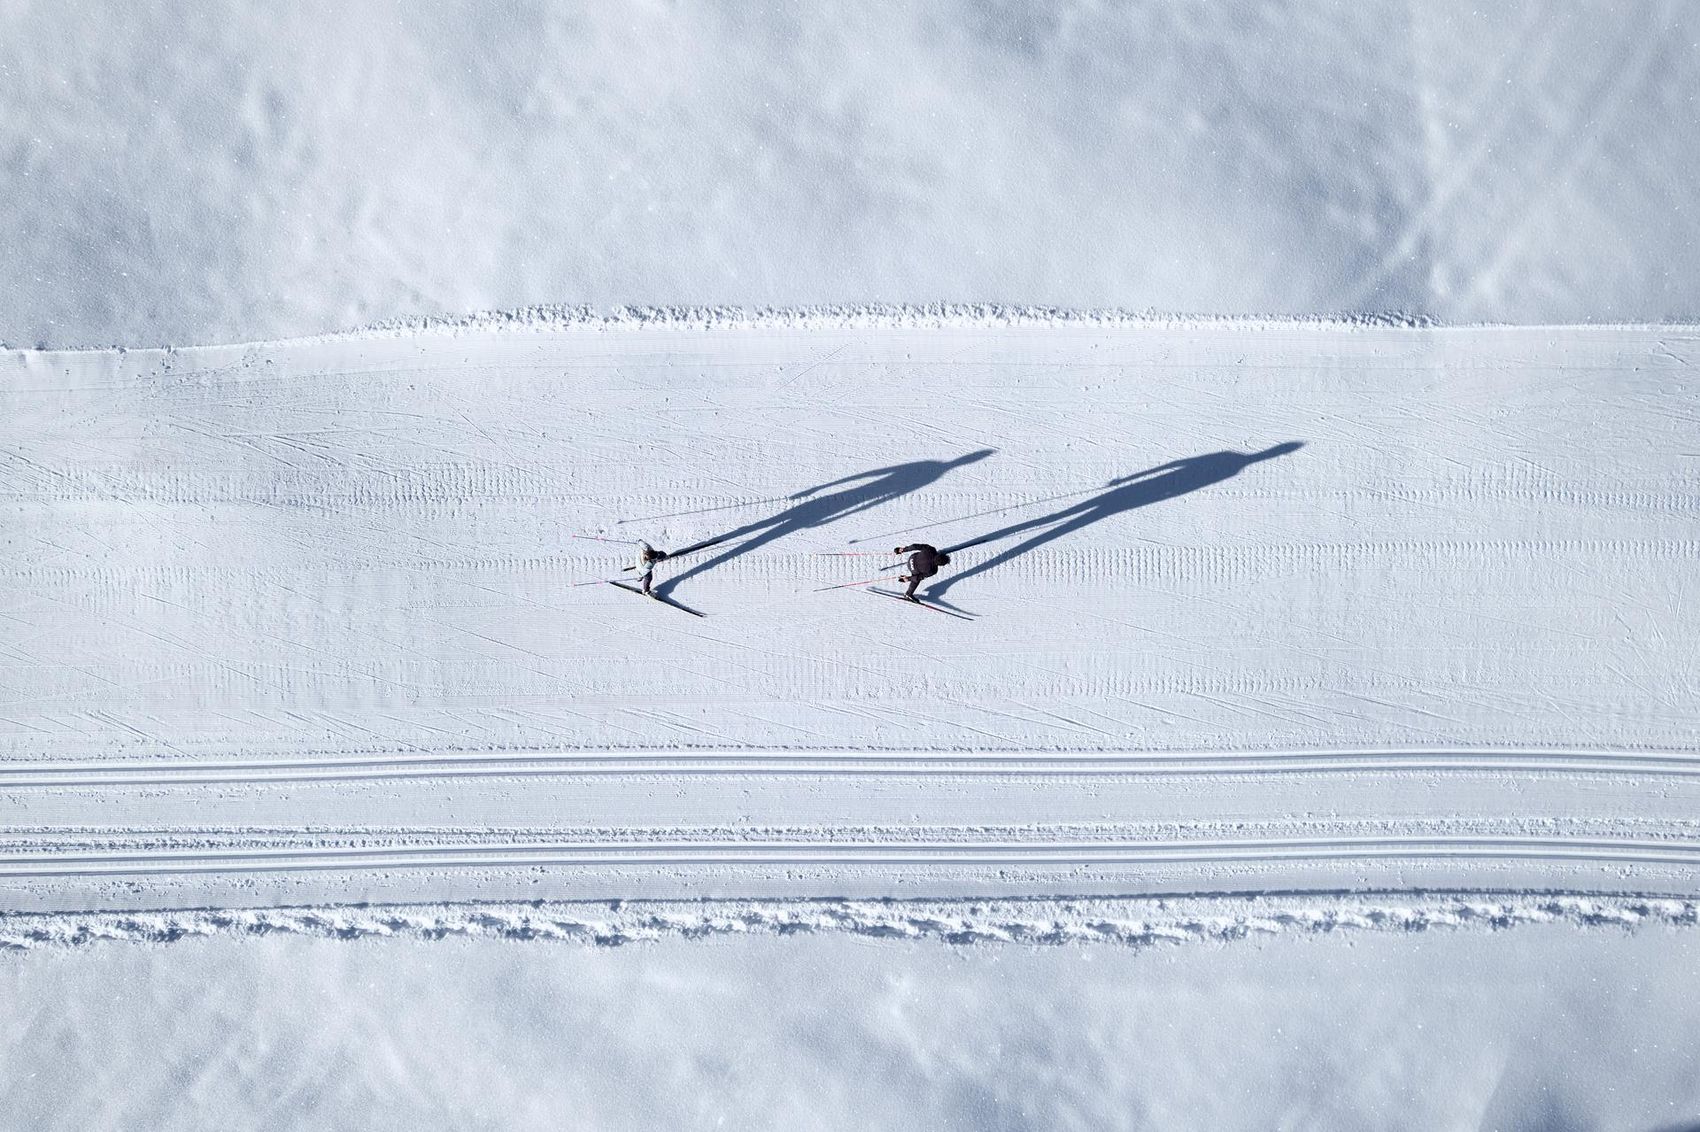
[{"left": 897, "top": 543, "right": 947, "bottom": 577}]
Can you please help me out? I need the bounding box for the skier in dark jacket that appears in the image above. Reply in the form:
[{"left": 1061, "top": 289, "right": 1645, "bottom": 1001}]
[{"left": 894, "top": 543, "right": 951, "bottom": 601}]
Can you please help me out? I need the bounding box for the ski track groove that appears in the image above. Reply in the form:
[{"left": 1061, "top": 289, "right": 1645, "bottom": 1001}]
[
  {"left": 3, "top": 749, "right": 1700, "bottom": 786},
  {"left": 4, "top": 833, "right": 1700, "bottom": 880}
]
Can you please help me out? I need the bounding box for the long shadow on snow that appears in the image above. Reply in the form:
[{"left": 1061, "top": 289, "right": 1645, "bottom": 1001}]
[
  {"left": 924, "top": 443, "right": 1304, "bottom": 601},
  {"left": 656, "top": 449, "right": 996, "bottom": 597}
]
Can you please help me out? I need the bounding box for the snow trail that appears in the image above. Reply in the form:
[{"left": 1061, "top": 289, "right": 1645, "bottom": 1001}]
[{"left": 3, "top": 321, "right": 1697, "bottom": 911}]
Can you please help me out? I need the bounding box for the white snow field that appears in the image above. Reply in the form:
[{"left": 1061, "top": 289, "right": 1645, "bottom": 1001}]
[
  {"left": 9, "top": 1, "right": 1700, "bottom": 1116},
  {"left": 3, "top": 318, "right": 1698, "bottom": 913},
  {"left": 5, "top": 317, "right": 1700, "bottom": 1124},
  {"left": 5, "top": 1, "right": 1700, "bottom": 348},
  {"left": 4, "top": 925, "right": 1700, "bottom": 1131}
]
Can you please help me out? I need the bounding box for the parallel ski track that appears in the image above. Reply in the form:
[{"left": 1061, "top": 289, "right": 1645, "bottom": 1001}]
[
  {"left": 2, "top": 748, "right": 1697, "bottom": 787},
  {"left": 4, "top": 834, "right": 1700, "bottom": 878}
]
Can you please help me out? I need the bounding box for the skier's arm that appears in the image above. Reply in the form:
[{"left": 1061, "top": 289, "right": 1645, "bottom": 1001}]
[{"left": 625, "top": 541, "right": 669, "bottom": 571}]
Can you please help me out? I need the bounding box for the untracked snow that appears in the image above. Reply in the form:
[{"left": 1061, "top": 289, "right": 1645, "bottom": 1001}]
[
  {"left": 4, "top": 923, "right": 1699, "bottom": 1130},
  {"left": 5, "top": 1, "right": 1700, "bottom": 347}
]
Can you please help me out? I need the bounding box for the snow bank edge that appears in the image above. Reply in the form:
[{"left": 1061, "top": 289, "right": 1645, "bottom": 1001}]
[
  {"left": 14, "top": 303, "right": 1700, "bottom": 354},
  {"left": 6, "top": 893, "right": 1696, "bottom": 951},
  {"left": 5, "top": 304, "right": 1450, "bottom": 353}
]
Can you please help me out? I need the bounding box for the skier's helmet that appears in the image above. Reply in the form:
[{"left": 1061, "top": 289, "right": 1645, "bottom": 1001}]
[{"left": 936, "top": 552, "right": 951, "bottom": 566}]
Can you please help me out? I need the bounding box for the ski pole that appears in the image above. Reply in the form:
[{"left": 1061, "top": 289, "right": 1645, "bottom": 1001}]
[
  {"left": 813, "top": 566, "right": 906, "bottom": 592},
  {"left": 615, "top": 495, "right": 794, "bottom": 525},
  {"left": 845, "top": 486, "right": 1102, "bottom": 545},
  {"left": 570, "top": 534, "right": 631, "bottom": 545}
]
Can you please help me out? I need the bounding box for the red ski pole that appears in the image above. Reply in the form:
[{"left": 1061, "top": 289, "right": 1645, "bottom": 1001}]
[{"left": 813, "top": 566, "right": 907, "bottom": 592}]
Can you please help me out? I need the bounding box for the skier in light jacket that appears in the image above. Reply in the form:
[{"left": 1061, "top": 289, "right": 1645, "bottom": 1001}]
[{"left": 630, "top": 540, "right": 670, "bottom": 595}]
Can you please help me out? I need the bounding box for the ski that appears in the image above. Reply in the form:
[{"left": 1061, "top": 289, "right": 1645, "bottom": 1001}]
[
  {"left": 606, "top": 580, "right": 706, "bottom": 617},
  {"left": 866, "top": 587, "right": 975, "bottom": 620}
]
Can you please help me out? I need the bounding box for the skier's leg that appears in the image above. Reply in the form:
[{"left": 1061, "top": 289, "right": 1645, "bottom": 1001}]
[{"left": 641, "top": 567, "right": 655, "bottom": 595}]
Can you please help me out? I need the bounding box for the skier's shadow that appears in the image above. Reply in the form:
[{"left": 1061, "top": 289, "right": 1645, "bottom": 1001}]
[
  {"left": 925, "top": 443, "right": 1303, "bottom": 601},
  {"left": 657, "top": 449, "right": 995, "bottom": 597}
]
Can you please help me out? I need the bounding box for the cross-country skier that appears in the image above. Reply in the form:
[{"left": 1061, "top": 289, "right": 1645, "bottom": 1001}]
[
  {"left": 631, "top": 540, "right": 670, "bottom": 595},
  {"left": 894, "top": 543, "right": 951, "bottom": 601},
  {"left": 652, "top": 450, "right": 994, "bottom": 599}
]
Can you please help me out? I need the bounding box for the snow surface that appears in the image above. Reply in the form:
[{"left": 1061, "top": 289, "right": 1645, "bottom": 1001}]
[
  {"left": 8, "top": 1, "right": 1700, "bottom": 1121},
  {"left": 5, "top": 923, "right": 1699, "bottom": 1130},
  {"left": 9, "top": 322, "right": 1696, "bottom": 760},
  {"left": 7, "top": 324, "right": 1700, "bottom": 1127},
  {"left": 5, "top": 1, "right": 1700, "bottom": 347},
  {"left": 4, "top": 320, "right": 1698, "bottom": 921}
]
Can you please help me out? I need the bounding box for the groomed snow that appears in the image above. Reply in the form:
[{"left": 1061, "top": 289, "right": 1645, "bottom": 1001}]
[
  {"left": 4, "top": 320, "right": 1697, "bottom": 918},
  {"left": 9, "top": 321, "right": 1698, "bottom": 760},
  {"left": 5, "top": 2, "right": 1699, "bottom": 347}
]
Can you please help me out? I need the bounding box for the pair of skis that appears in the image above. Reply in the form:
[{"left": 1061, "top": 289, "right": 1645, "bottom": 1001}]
[
  {"left": 609, "top": 578, "right": 969, "bottom": 621},
  {"left": 815, "top": 552, "right": 975, "bottom": 619},
  {"left": 863, "top": 587, "right": 974, "bottom": 620},
  {"left": 605, "top": 580, "right": 705, "bottom": 617}
]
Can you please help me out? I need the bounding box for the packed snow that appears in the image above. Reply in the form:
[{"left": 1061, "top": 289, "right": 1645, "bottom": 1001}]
[{"left": 4, "top": 322, "right": 1700, "bottom": 922}]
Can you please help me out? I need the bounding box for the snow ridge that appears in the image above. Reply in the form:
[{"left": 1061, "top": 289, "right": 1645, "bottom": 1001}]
[
  {"left": 18, "top": 304, "right": 1448, "bottom": 353},
  {"left": 4, "top": 894, "right": 1695, "bottom": 951},
  {"left": 357, "top": 303, "right": 1444, "bottom": 337},
  {"left": 25, "top": 304, "right": 1700, "bottom": 353}
]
